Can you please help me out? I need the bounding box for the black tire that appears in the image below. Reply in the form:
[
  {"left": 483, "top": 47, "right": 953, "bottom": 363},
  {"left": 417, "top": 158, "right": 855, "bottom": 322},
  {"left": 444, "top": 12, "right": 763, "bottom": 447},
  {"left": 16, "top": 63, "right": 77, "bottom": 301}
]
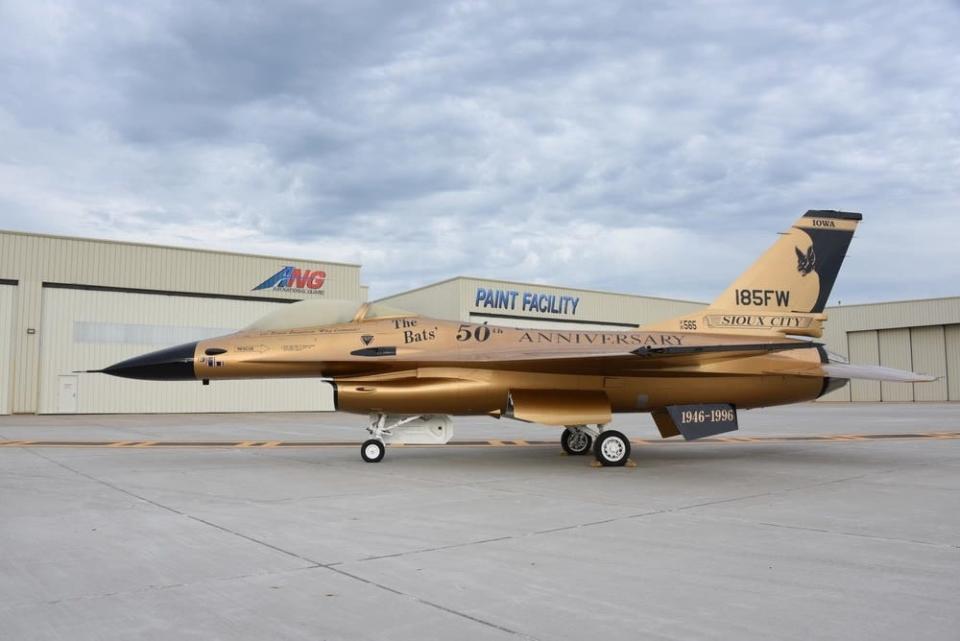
[
  {"left": 561, "top": 428, "right": 593, "bottom": 455},
  {"left": 360, "top": 439, "right": 386, "bottom": 463},
  {"left": 593, "top": 430, "right": 630, "bottom": 467}
]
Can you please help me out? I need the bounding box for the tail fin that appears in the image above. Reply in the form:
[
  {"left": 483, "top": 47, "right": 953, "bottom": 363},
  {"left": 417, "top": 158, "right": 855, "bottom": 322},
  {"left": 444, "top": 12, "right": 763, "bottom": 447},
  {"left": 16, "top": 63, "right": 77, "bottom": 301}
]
[
  {"left": 644, "top": 210, "right": 861, "bottom": 338},
  {"left": 713, "top": 210, "right": 861, "bottom": 315}
]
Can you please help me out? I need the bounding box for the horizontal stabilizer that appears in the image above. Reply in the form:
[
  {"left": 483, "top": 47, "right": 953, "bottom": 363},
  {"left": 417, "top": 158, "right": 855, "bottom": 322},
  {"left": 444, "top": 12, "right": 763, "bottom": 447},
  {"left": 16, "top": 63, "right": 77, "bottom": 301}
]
[{"left": 823, "top": 363, "right": 938, "bottom": 383}]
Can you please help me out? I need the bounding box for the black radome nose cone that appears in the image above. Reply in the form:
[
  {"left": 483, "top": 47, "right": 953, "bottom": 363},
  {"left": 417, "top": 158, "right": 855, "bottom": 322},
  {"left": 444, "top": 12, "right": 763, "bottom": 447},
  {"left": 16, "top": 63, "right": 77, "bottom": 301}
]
[{"left": 103, "top": 342, "right": 198, "bottom": 381}]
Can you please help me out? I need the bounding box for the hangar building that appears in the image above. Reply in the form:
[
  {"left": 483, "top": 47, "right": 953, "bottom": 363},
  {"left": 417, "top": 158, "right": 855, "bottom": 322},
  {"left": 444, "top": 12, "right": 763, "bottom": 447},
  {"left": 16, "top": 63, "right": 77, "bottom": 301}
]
[
  {"left": 2, "top": 231, "right": 958, "bottom": 414},
  {"left": 0, "top": 230, "right": 364, "bottom": 415}
]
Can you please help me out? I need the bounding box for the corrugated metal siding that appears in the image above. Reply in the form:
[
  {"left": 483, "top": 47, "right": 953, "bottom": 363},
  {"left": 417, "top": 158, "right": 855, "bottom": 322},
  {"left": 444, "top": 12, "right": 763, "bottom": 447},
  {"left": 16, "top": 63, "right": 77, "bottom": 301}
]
[
  {"left": 0, "top": 231, "right": 362, "bottom": 301},
  {"left": 466, "top": 314, "right": 631, "bottom": 331},
  {"left": 12, "top": 281, "right": 41, "bottom": 412},
  {"left": 849, "top": 331, "right": 881, "bottom": 402},
  {"left": 827, "top": 298, "right": 960, "bottom": 333},
  {"left": 0, "top": 284, "right": 13, "bottom": 414},
  {"left": 910, "top": 326, "right": 948, "bottom": 401},
  {"left": 420, "top": 277, "right": 705, "bottom": 325},
  {"left": 38, "top": 288, "right": 333, "bottom": 414},
  {"left": 946, "top": 325, "right": 960, "bottom": 401},
  {"left": 1, "top": 231, "right": 363, "bottom": 413},
  {"left": 374, "top": 279, "right": 462, "bottom": 320},
  {"left": 878, "top": 328, "right": 913, "bottom": 401}
]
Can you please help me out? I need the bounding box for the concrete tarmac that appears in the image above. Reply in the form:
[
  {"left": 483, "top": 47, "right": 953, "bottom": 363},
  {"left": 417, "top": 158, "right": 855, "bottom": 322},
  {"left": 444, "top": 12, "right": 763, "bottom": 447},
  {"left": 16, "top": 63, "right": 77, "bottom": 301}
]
[{"left": 1, "top": 404, "right": 958, "bottom": 640}]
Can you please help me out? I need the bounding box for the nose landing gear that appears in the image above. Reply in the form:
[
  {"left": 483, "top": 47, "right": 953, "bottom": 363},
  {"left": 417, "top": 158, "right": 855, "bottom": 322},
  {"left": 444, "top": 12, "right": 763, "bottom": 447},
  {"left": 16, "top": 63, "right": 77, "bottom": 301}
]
[
  {"left": 360, "top": 439, "right": 386, "bottom": 463},
  {"left": 359, "top": 414, "right": 455, "bottom": 462}
]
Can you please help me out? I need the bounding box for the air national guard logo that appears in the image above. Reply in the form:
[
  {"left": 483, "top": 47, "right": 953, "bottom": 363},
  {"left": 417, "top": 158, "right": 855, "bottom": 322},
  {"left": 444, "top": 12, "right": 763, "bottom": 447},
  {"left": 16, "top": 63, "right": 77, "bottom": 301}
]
[
  {"left": 253, "top": 266, "right": 326, "bottom": 294},
  {"left": 795, "top": 246, "right": 816, "bottom": 276}
]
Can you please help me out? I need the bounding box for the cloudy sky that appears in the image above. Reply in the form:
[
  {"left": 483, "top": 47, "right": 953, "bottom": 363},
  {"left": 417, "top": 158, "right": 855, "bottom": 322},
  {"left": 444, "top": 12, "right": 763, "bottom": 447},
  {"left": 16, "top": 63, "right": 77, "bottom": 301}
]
[{"left": 1, "top": 1, "right": 958, "bottom": 303}]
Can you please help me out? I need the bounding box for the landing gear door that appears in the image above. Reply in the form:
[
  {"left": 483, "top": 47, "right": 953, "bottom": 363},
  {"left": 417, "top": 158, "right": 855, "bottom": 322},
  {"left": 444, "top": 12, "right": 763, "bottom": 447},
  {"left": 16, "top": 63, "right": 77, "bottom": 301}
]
[{"left": 666, "top": 404, "right": 738, "bottom": 440}]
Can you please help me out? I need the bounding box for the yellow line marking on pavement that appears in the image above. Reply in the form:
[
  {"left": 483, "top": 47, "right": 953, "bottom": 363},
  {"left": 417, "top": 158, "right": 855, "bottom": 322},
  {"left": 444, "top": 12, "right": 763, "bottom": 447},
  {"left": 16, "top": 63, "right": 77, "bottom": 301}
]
[{"left": 0, "top": 432, "right": 958, "bottom": 449}]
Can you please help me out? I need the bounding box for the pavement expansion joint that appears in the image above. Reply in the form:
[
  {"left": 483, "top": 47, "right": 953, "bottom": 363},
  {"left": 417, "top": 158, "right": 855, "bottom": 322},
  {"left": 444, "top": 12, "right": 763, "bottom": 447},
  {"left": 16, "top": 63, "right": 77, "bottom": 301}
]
[
  {"left": 749, "top": 520, "right": 960, "bottom": 550},
  {"left": 20, "top": 447, "right": 326, "bottom": 569},
  {"left": 324, "top": 565, "right": 541, "bottom": 641}
]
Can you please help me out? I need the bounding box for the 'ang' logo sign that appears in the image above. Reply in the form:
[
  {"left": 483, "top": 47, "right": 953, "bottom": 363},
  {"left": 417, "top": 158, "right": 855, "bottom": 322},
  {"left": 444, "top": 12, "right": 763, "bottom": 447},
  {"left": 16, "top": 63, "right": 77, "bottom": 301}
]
[{"left": 253, "top": 266, "right": 326, "bottom": 294}]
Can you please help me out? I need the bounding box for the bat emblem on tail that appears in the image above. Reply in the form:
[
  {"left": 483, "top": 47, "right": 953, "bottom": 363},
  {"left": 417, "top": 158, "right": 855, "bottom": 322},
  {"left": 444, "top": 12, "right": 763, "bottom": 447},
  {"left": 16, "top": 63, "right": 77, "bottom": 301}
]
[{"left": 795, "top": 245, "right": 816, "bottom": 276}]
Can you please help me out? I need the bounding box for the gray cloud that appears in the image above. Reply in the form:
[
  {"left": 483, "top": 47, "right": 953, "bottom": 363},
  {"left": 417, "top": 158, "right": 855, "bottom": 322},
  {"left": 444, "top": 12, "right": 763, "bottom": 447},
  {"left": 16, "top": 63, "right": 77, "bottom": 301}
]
[{"left": 1, "top": 0, "right": 958, "bottom": 303}]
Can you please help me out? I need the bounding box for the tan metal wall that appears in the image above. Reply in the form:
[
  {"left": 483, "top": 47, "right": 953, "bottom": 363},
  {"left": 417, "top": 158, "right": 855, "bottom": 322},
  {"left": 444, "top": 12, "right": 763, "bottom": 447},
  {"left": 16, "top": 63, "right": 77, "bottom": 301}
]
[
  {"left": 0, "top": 284, "right": 13, "bottom": 415},
  {"left": 946, "top": 325, "right": 960, "bottom": 401},
  {"left": 843, "top": 325, "right": 956, "bottom": 402},
  {"left": 0, "top": 231, "right": 361, "bottom": 301},
  {"left": 910, "top": 326, "right": 948, "bottom": 401},
  {"left": 0, "top": 230, "right": 363, "bottom": 413},
  {"left": 818, "top": 300, "right": 960, "bottom": 403},
  {"left": 848, "top": 331, "right": 881, "bottom": 402},
  {"left": 374, "top": 279, "right": 463, "bottom": 320},
  {"left": 379, "top": 276, "right": 705, "bottom": 327},
  {"left": 878, "top": 328, "right": 913, "bottom": 402},
  {"left": 39, "top": 288, "right": 334, "bottom": 414},
  {"left": 826, "top": 297, "right": 960, "bottom": 333},
  {"left": 454, "top": 277, "right": 704, "bottom": 326}
]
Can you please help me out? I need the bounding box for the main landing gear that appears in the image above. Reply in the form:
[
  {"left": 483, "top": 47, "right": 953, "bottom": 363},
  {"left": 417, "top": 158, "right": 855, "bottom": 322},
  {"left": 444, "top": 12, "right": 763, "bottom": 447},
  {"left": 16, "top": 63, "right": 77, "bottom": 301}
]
[
  {"left": 593, "top": 430, "right": 630, "bottom": 467},
  {"left": 561, "top": 427, "right": 593, "bottom": 455},
  {"left": 562, "top": 425, "right": 630, "bottom": 466}
]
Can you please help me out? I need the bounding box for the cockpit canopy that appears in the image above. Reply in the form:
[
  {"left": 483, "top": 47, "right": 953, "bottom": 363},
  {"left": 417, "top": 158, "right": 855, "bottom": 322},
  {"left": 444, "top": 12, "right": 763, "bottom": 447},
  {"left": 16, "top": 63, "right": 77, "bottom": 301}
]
[{"left": 245, "top": 300, "right": 416, "bottom": 332}]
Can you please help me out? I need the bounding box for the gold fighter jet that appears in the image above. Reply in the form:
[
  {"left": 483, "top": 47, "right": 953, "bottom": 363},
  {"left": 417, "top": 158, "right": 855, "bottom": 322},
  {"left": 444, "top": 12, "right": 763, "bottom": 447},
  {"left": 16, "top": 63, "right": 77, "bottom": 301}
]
[{"left": 95, "top": 211, "right": 935, "bottom": 466}]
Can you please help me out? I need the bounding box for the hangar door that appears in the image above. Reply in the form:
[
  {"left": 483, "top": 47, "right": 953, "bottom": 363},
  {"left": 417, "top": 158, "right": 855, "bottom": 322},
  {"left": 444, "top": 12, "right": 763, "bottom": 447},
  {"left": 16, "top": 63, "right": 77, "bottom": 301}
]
[
  {"left": 38, "top": 287, "right": 335, "bottom": 414},
  {"left": 0, "top": 284, "right": 13, "bottom": 415},
  {"left": 848, "top": 326, "right": 953, "bottom": 402}
]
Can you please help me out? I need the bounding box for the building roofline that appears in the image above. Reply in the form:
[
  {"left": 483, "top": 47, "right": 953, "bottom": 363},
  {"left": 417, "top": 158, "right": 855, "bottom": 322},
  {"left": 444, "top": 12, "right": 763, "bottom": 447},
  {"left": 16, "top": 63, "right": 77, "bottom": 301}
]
[
  {"left": 0, "top": 228, "right": 361, "bottom": 268},
  {"left": 376, "top": 275, "right": 706, "bottom": 305},
  {"left": 827, "top": 295, "right": 960, "bottom": 310},
  {"left": 372, "top": 276, "right": 463, "bottom": 302}
]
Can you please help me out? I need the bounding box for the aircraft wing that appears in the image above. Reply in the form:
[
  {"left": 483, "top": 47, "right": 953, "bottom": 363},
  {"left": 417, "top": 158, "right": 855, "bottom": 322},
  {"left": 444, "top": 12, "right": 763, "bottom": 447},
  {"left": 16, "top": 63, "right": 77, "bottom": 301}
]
[{"left": 418, "top": 340, "right": 817, "bottom": 363}]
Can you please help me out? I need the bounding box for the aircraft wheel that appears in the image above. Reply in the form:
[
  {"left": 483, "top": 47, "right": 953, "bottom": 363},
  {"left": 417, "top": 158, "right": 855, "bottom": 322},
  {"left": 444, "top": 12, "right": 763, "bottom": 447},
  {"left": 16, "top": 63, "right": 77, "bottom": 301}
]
[
  {"left": 361, "top": 439, "right": 386, "bottom": 463},
  {"left": 561, "top": 428, "right": 592, "bottom": 455},
  {"left": 594, "top": 430, "right": 630, "bottom": 467}
]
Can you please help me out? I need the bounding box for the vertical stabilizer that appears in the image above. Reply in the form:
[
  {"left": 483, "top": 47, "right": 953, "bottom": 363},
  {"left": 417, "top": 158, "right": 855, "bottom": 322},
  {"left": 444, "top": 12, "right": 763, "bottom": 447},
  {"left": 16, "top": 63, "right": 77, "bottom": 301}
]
[{"left": 643, "top": 210, "right": 861, "bottom": 337}]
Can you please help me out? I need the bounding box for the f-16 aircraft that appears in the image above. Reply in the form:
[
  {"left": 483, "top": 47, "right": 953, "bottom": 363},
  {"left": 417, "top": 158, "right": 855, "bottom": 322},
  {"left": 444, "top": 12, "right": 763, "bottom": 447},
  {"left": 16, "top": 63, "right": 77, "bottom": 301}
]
[{"left": 93, "top": 211, "right": 935, "bottom": 466}]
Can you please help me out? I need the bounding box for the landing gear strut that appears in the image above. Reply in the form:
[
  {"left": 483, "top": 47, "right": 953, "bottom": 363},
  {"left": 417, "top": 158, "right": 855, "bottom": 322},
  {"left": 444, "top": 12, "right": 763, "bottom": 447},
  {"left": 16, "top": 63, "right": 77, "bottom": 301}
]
[
  {"left": 360, "top": 414, "right": 430, "bottom": 463},
  {"left": 561, "top": 427, "right": 593, "bottom": 455}
]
